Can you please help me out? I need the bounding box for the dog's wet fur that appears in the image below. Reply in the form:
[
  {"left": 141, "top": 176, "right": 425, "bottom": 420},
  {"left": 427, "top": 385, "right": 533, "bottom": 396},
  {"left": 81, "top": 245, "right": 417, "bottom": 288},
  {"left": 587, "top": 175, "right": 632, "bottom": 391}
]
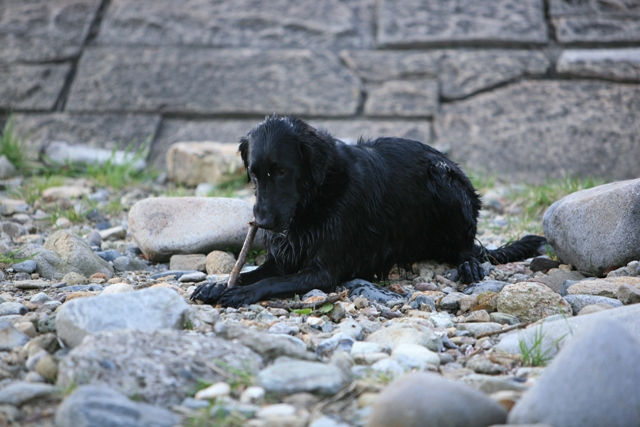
[{"left": 191, "top": 116, "right": 546, "bottom": 308}]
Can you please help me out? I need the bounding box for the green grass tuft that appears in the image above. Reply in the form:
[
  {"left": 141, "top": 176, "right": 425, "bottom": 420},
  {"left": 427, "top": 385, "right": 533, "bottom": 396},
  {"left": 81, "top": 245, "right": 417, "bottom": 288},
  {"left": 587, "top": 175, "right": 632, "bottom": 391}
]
[{"left": 0, "top": 116, "right": 29, "bottom": 171}]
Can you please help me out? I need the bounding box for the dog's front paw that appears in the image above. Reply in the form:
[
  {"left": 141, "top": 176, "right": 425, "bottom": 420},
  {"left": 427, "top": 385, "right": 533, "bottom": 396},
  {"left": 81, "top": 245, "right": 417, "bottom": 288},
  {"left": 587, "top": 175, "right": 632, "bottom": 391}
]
[
  {"left": 218, "top": 285, "right": 263, "bottom": 308},
  {"left": 458, "top": 259, "right": 485, "bottom": 284},
  {"left": 190, "top": 280, "right": 227, "bottom": 305}
]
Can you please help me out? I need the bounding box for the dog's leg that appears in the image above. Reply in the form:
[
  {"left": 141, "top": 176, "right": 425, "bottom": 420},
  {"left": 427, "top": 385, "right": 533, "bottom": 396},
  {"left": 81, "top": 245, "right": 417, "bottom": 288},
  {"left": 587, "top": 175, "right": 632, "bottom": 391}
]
[
  {"left": 457, "top": 251, "right": 485, "bottom": 284},
  {"left": 190, "top": 259, "right": 281, "bottom": 305},
  {"left": 217, "top": 267, "right": 334, "bottom": 308}
]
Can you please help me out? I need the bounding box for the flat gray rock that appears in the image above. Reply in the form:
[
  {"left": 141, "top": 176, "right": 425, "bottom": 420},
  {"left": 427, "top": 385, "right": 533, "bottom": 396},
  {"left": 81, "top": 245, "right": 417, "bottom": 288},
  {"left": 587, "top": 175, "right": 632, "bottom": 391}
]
[
  {"left": 557, "top": 48, "right": 640, "bottom": 82},
  {"left": 128, "top": 197, "right": 257, "bottom": 262},
  {"left": 0, "top": 320, "right": 31, "bottom": 351},
  {"left": 56, "top": 287, "right": 190, "bottom": 347},
  {"left": 0, "top": 0, "right": 100, "bottom": 62},
  {"left": 508, "top": 318, "right": 640, "bottom": 426},
  {"left": 0, "top": 381, "right": 57, "bottom": 406},
  {"left": 55, "top": 385, "right": 181, "bottom": 427},
  {"left": 364, "top": 80, "right": 438, "bottom": 118},
  {"left": 57, "top": 329, "right": 263, "bottom": 406},
  {"left": 67, "top": 47, "right": 361, "bottom": 116},
  {"left": 550, "top": 0, "right": 640, "bottom": 44},
  {"left": 436, "top": 81, "right": 640, "bottom": 183},
  {"left": 257, "top": 359, "right": 349, "bottom": 396},
  {"left": 543, "top": 179, "right": 640, "bottom": 276},
  {"left": 97, "top": 0, "right": 373, "bottom": 49},
  {"left": 377, "top": 0, "right": 547, "bottom": 47},
  {"left": 0, "top": 64, "right": 71, "bottom": 111},
  {"left": 367, "top": 372, "right": 507, "bottom": 427},
  {"left": 563, "top": 294, "right": 623, "bottom": 315},
  {"left": 496, "top": 303, "right": 640, "bottom": 359},
  {"left": 342, "top": 49, "right": 549, "bottom": 99}
]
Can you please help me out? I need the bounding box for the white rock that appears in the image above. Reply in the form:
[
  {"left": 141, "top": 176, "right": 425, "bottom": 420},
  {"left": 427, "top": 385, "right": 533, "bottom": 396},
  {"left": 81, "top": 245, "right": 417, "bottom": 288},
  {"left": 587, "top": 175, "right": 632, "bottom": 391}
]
[{"left": 194, "top": 382, "right": 231, "bottom": 400}]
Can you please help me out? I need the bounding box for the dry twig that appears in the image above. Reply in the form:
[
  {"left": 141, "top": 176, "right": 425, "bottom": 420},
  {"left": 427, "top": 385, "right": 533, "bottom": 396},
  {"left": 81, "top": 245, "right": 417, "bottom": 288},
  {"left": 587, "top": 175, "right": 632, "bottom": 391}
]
[{"left": 227, "top": 220, "right": 258, "bottom": 288}]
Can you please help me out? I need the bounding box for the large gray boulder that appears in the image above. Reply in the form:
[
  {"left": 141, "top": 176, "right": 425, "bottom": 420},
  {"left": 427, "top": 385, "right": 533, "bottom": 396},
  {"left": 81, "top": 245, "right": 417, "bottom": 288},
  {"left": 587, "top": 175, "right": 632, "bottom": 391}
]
[
  {"left": 367, "top": 372, "right": 507, "bottom": 427},
  {"left": 55, "top": 287, "right": 190, "bottom": 348},
  {"left": 543, "top": 179, "right": 640, "bottom": 276},
  {"left": 508, "top": 318, "right": 640, "bottom": 426},
  {"left": 436, "top": 81, "right": 640, "bottom": 183},
  {"left": 128, "top": 197, "right": 257, "bottom": 262}
]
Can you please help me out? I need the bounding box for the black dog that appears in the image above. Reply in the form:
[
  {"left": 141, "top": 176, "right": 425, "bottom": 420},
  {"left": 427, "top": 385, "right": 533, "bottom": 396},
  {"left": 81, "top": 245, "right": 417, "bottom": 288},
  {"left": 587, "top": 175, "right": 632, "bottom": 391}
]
[{"left": 191, "top": 116, "right": 545, "bottom": 308}]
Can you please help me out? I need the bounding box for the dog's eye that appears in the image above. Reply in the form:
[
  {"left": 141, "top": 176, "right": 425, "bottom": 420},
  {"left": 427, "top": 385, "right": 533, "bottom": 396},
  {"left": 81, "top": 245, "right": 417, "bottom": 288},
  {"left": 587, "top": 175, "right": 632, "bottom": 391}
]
[{"left": 277, "top": 168, "right": 287, "bottom": 176}]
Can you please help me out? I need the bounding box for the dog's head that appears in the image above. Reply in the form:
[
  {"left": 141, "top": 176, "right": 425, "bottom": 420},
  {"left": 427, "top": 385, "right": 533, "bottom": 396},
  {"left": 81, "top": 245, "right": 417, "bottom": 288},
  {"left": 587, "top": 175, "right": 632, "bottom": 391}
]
[{"left": 239, "top": 116, "right": 331, "bottom": 233}]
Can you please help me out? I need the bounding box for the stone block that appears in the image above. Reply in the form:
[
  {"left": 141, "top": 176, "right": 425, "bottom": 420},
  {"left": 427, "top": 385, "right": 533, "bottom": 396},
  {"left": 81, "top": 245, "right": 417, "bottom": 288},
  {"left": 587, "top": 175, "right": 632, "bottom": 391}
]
[
  {"left": 0, "top": 0, "right": 100, "bottom": 62},
  {"left": 377, "top": 0, "right": 548, "bottom": 47},
  {"left": 341, "top": 49, "right": 549, "bottom": 99},
  {"left": 550, "top": 0, "right": 640, "bottom": 43},
  {"left": 435, "top": 81, "right": 640, "bottom": 183},
  {"left": 67, "top": 47, "right": 361, "bottom": 116},
  {"left": 0, "top": 64, "right": 71, "bottom": 110},
  {"left": 364, "top": 80, "right": 438, "bottom": 118},
  {"left": 97, "top": 0, "right": 374, "bottom": 49},
  {"left": 557, "top": 48, "right": 640, "bottom": 82}
]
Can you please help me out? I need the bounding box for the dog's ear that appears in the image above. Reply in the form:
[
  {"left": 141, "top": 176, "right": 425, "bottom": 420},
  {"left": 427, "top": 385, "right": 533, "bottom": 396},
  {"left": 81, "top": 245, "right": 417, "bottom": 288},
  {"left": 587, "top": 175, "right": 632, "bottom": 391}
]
[
  {"left": 300, "top": 133, "right": 330, "bottom": 187},
  {"left": 238, "top": 136, "right": 250, "bottom": 182}
]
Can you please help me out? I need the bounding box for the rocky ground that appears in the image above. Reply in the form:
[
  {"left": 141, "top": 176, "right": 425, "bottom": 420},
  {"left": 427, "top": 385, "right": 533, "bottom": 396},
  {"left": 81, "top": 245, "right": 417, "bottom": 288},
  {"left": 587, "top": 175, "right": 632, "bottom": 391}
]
[{"left": 0, "top": 170, "right": 639, "bottom": 427}]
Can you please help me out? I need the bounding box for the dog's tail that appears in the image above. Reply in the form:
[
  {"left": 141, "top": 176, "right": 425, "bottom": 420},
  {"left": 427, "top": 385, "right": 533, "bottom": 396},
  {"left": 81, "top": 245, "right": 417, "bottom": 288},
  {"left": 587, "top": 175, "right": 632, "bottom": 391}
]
[{"left": 474, "top": 235, "right": 547, "bottom": 265}]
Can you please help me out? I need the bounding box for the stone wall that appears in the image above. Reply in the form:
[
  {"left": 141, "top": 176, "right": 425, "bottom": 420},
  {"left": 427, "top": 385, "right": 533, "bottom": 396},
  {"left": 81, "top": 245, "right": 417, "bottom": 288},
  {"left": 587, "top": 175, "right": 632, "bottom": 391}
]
[{"left": 1, "top": 0, "right": 639, "bottom": 183}]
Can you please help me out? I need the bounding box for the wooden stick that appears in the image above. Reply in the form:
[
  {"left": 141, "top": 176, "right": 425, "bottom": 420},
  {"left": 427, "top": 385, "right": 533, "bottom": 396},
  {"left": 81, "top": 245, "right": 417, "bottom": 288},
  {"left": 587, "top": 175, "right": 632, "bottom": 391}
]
[
  {"left": 227, "top": 220, "right": 258, "bottom": 288},
  {"left": 475, "top": 321, "right": 531, "bottom": 339}
]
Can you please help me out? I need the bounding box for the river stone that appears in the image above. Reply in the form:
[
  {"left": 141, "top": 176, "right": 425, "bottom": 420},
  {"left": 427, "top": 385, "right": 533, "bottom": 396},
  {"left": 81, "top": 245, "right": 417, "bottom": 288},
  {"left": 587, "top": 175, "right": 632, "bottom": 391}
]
[
  {"left": 365, "top": 323, "right": 440, "bottom": 352},
  {"left": 0, "top": 320, "right": 31, "bottom": 351},
  {"left": 508, "top": 318, "right": 640, "bottom": 427},
  {"left": 206, "top": 251, "right": 236, "bottom": 275},
  {"left": 391, "top": 343, "right": 440, "bottom": 370},
  {"left": 377, "top": 0, "right": 547, "bottom": 47},
  {"left": 57, "top": 329, "right": 263, "bottom": 406},
  {"left": 496, "top": 304, "right": 640, "bottom": 359},
  {"left": 55, "top": 287, "right": 190, "bottom": 348},
  {"left": 0, "top": 0, "right": 101, "bottom": 62},
  {"left": 0, "top": 302, "right": 28, "bottom": 316},
  {"left": 37, "top": 230, "right": 114, "bottom": 280},
  {"left": 11, "top": 260, "right": 37, "bottom": 274},
  {"left": 128, "top": 197, "right": 258, "bottom": 262},
  {"left": 463, "top": 280, "right": 509, "bottom": 295},
  {"left": 543, "top": 179, "right": 640, "bottom": 276},
  {"left": 166, "top": 141, "right": 245, "bottom": 187},
  {"left": 367, "top": 372, "right": 507, "bottom": 427},
  {"left": 566, "top": 277, "right": 640, "bottom": 298},
  {"left": 497, "top": 282, "right": 572, "bottom": 322},
  {"left": 98, "top": 0, "right": 373, "bottom": 49},
  {"left": 67, "top": 47, "right": 360, "bottom": 116},
  {"left": 617, "top": 284, "right": 640, "bottom": 305},
  {"left": 530, "top": 270, "right": 586, "bottom": 295},
  {"left": 343, "top": 279, "right": 404, "bottom": 304},
  {"left": 169, "top": 254, "right": 206, "bottom": 272},
  {"left": 563, "top": 295, "right": 623, "bottom": 315},
  {"left": 256, "top": 359, "right": 349, "bottom": 396},
  {"left": 436, "top": 81, "right": 640, "bottom": 183},
  {"left": 0, "top": 381, "right": 57, "bottom": 406},
  {"left": 557, "top": 48, "right": 640, "bottom": 82},
  {"left": 55, "top": 385, "right": 181, "bottom": 427}
]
